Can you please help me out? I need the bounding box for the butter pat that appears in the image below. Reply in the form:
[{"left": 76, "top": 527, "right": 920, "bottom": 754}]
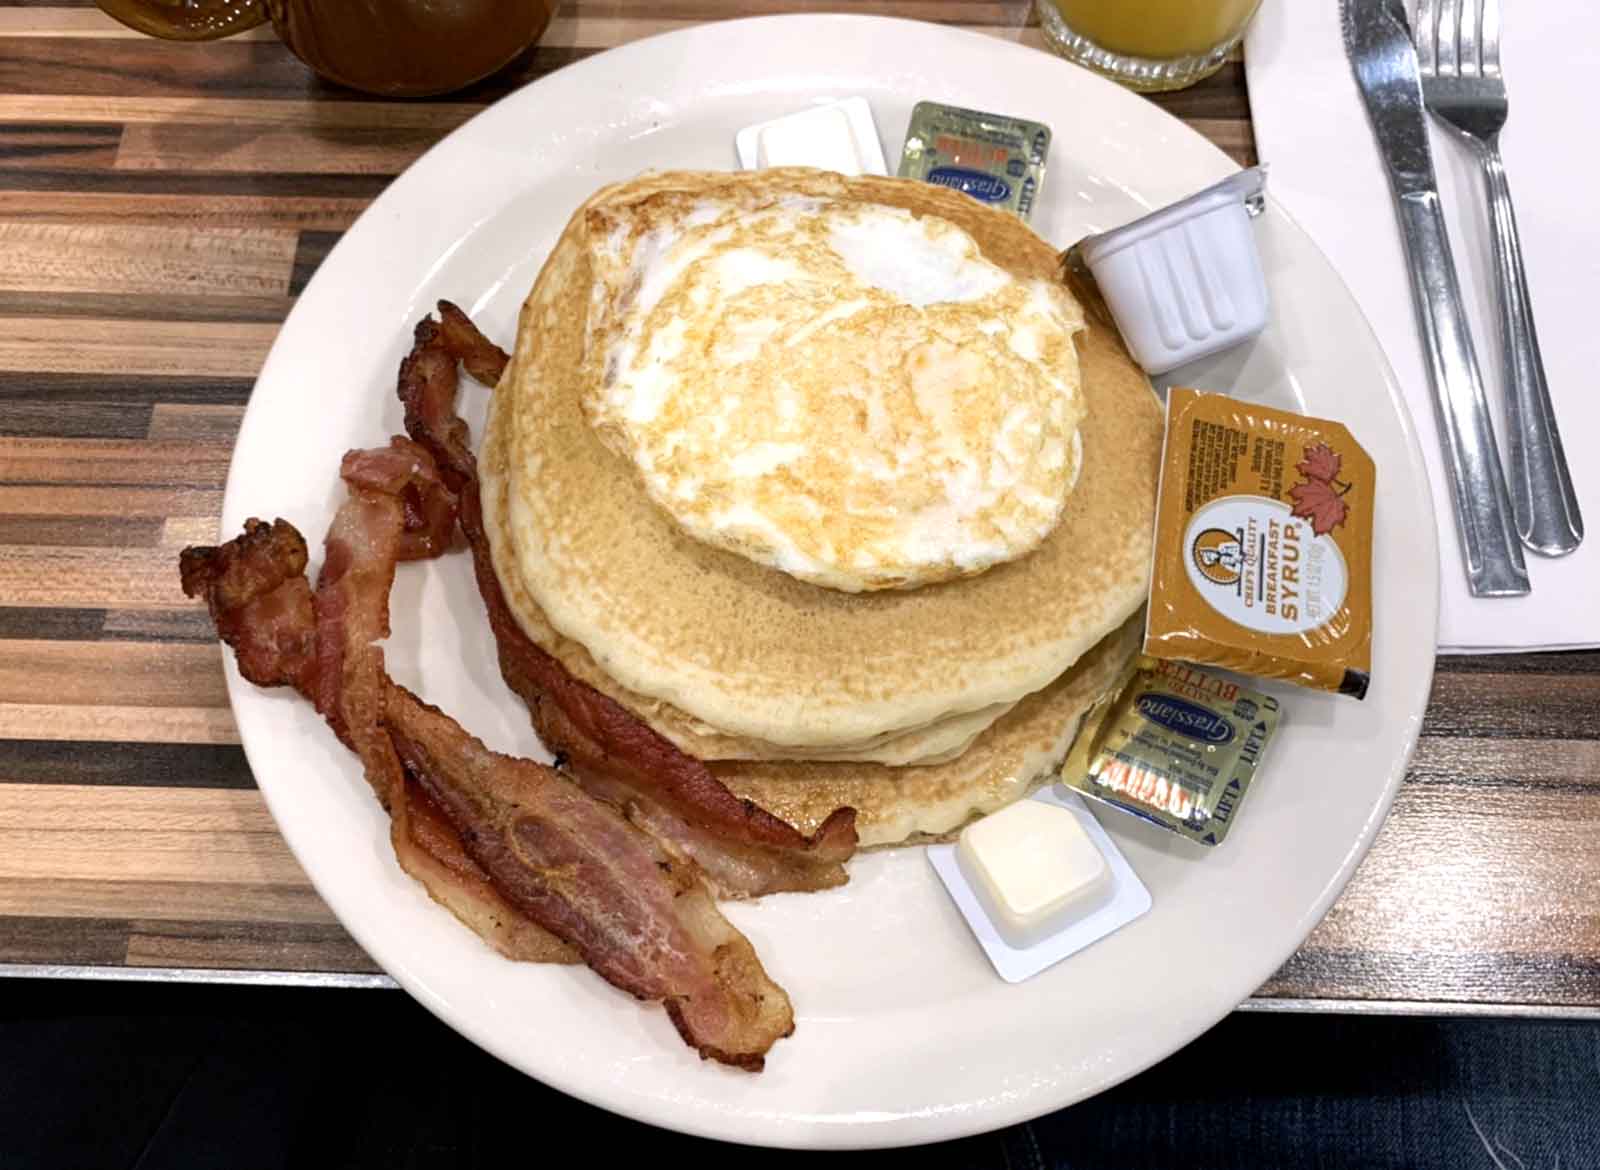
[
  {"left": 735, "top": 98, "right": 889, "bottom": 177},
  {"left": 956, "top": 800, "right": 1110, "bottom": 948},
  {"left": 758, "top": 106, "right": 862, "bottom": 173},
  {"left": 928, "top": 788, "right": 1151, "bottom": 984}
]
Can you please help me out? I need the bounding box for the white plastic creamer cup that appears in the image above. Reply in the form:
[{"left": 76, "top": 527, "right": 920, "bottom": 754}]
[{"left": 1078, "top": 167, "right": 1269, "bottom": 376}]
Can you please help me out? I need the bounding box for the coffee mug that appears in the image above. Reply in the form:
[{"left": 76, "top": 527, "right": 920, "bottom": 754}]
[{"left": 98, "top": 0, "right": 557, "bottom": 97}]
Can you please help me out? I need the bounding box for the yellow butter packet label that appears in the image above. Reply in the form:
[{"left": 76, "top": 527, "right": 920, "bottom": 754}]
[
  {"left": 1061, "top": 657, "right": 1281, "bottom": 847},
  {"left": 1145, "top": 389, "right": 1376, "bottom": 699}
]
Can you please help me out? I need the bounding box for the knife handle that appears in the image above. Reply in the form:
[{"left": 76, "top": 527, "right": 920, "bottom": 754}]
[{"left": 1394, "top": 189, "right": 1530, "bottom": 597}]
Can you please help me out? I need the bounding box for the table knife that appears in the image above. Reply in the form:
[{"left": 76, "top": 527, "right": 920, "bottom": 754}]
[{"left": 1341, "top": 0, "right": 1529, "bottom": 597}]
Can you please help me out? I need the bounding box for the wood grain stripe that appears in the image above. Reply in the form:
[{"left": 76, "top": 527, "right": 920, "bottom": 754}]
[
  {"left": 0, "top": 704, "right": 236, "bottom": 746},
  {"left": 0, "top": 588, "right": 217, "bottom": 640},
  {"left": 0, "top": 915, "right": 130, "bottom": 966},
  {"left": 0, "top": 785, "right": 303, "bottom": 885},
  {"left": 0, "top": 438, "right": 234, "bottom": 488},
  {"left": 0, "top": 547, "right": 194, "bottom": 609},
  {"left": 0, "top": 641, "right": 225, "bottom": 706},
  {"left": 0, "top": 224, "right": 296, "bottom": 297},
  {"left": 125, "top": 919, "right": 378, "bottom": 973},
  {"left": 158, "top": 516, "right": 220, "bottom": 550},
  {"left": 0, "top": 607, "right": 103, "bottom": 640},
  {"left": 0, "top": 122, "right": 119, "bottom": 169},
  {"left": 0, "top": 318, "right": 276, "bottom": 376},
  {"left": 115, "top": 120, "right": 454, "bottom": 176},
  {"left": 100, "top": 608, "right": 221, "bottom": 643},
  {"left": 0, "top": 167, "right": 391, "bottom": 199},
  {"left": 1, "top": 375, "right": 254, "bottom": 410},
  {"left": 1260, "top": 947, "right": 1600, "bottom": 1008},
  {"left": 0, "top": 878, "right": 336, "bottom": 926},
  {"left": 1423, "top": 671, "right": 1600, "bottom": 739},
  {"left": 0, "top": 402, "right": 152, "bottom": 440},
  {"left": 1409, "top": 734, "right": 1600, "bottom": 788},
  {"left": 0, "top": 516, "right": 162, "bottom": 547},
  {"left": 147, "top": 404, "right": 245, "bottom": 442},
  {"left": 0, "top": 740, "right": 250, "bottom": 788},
  {"left": 0, "top": 290, "right": 296, "bottom": 325},
  {"left": 1296, "top": 787, "right": 1600, "bottom": 961},
  {"left": 0, "top": 189, "right": 370, "bottom": 232},
  {"left": 1437, "top": 650, "right": 1600, "bottom": 675},
  {"left": 0, "top": 484, "right": 223, "bottom": 518},
  {"left": 0, "top": 38, "right": 590, "bottom": 102},
  {"left": 0, "top": 94, "right": 483, "bottom": 130}
]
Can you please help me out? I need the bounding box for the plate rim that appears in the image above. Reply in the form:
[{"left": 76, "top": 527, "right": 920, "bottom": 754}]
[{"left": 220, "top": 13, "right": 1439, "bottom": 1149}]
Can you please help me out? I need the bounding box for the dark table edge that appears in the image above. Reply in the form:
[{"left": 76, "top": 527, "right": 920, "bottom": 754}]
[{"left": 2, "top": 963, "right": 1597, "bottom": 1019}]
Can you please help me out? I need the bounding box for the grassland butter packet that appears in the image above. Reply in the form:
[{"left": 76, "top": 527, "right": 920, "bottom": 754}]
[
  {"left": 1145, "top": 389, "right": 1375, "bottom": 699},
  {"left": 898, "top": 100, "right": 1049, "bottom": 221},
  {"left": 1060, "top": 656, "right": 1281, "bottom": 847}
]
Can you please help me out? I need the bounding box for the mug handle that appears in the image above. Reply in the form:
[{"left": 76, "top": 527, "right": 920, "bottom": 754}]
[{"left": 96, "top": 0, "right": 269, "bottom": 41}]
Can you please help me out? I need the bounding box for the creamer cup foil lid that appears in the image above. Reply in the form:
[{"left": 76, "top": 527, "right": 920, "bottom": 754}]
[{"left": 1145, "top": 389, "right": 1376, "bottom": 698}]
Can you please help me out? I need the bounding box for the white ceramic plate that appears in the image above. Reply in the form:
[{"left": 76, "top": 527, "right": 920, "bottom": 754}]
[{"left": 223, "top": 15, "right": 1438, "bottom": 1150}]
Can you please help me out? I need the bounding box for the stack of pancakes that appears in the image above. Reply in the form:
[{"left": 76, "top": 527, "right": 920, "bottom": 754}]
[{"left": 480, "top": 169, "right": 1162, "bottom": 847}]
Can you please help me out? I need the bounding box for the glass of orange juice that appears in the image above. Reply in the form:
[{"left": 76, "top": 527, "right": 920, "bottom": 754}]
[{"left": 1035, "top": 0, "right": 1264, "bottom": 92}]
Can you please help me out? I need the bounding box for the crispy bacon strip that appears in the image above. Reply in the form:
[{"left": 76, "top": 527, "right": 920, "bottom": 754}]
[
  {"left": 313, "top": 482, "right": 406, "bottom": 806},
  {"left": 182, "top": 495, "right": 794, "bottom": 1065},
  {"left": 179, "top": 519, "right": 318, "bottom": 695},
  {"left": 341, "top": 437, "right": 458, "bottom": 561},
  {"left": 386, "top": 684, "right": 793, "bottom": 1069},
  {"left": 401, "top": 303, "right": 858, "bottom": 897},
  {"left": 179, "top": 503, "right": 569, "bottom": 965},
  {"left": 398, "top": 316, "right": 475, "bottom": 487},
  {"left": 436, "top": 299, "right": 511, "bottom": 388},
  {"left": 394, "top": 776, "right": 577, "bottom": 965}
]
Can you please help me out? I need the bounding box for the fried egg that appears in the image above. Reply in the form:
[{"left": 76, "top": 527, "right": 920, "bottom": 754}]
[{"left": 580, "top": 188, "right": 1088, "bottom": 592}]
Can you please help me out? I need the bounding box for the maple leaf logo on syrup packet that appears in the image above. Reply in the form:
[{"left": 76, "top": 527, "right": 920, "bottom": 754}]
[
  {"left": 1288, "top": 442, "right": 1353, "bottom": 535},
  {"left": 1295, "top": 442, "right": 1342, "bottom": 485}
]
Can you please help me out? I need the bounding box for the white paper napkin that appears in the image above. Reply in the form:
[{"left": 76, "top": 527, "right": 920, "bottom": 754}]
[{"left": 1244, "top": 2, "right": 1600, "bottom": 653}]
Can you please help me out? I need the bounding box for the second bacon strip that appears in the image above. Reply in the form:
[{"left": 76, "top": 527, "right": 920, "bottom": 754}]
[{"left": 399, "top": 303, "right": 858, "bottom": 898}]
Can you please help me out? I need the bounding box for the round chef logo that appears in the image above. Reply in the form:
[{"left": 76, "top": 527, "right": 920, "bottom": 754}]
[
  {"left": 1191, "top": 527, "right": 1245, "bottom": 586},
  {"left": 1182, "top": 495, "right": 1348, "bottom": 637},
  {"left": 926, "top": 166, "right": 1011, "bottom": 204},
  {"left": 1135, "top": 694, "right": 1235, "bottom": 745}
]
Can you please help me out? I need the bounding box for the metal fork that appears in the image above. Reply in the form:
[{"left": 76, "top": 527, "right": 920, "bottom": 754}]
[{"left": 1415, "top": 0, "right": 1583, "bottom": 556}]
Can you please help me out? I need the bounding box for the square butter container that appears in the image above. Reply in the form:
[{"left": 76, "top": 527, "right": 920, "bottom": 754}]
[{"left": 1078, "top": 167, "right": 1269, "bottom": 375}]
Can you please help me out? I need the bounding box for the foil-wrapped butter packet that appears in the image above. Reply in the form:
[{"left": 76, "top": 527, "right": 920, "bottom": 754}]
[
  {"left": 898, "top": 100, "right": 1049, "bottom": 220},
  {"left": 1060, "top": 656, "right": 1281, "bottom": 847}
]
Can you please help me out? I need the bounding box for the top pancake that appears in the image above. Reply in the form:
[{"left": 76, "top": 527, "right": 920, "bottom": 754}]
[{"left": 502, "top": 169, "right": 1163, "bottom": 749}]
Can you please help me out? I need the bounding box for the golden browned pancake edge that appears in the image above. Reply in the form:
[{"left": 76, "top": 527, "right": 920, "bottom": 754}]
[{"left": 712, "top": 614, "right": 1143, "bottom": 847}]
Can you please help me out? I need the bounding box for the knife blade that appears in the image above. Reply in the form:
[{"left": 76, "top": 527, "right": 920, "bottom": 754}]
[{"left": 1341, "top": 0, "right": 1530, "bottom": 597}]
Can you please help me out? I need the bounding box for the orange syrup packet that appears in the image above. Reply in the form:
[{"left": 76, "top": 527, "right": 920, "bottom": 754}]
[{"left": 1145, "top": 389, "right": 1375, "bottom": 698}]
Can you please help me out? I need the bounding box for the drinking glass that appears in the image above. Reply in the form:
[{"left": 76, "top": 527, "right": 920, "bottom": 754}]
[{"left": 1034, "top": 0, "right": 1264, "bottom": 92}]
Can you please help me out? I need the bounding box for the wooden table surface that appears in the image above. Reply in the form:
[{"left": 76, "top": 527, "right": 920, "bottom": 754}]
[{"left": 0, "top": 0, "right": 1596, "bottom": 1015}]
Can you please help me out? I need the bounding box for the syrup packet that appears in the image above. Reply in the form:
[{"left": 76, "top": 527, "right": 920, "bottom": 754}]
[
  {"left": 1060, "top": 657, "right": 1281, "bottom": 847},
  {"left": 1145, "top": 389, "right": 1376, "bottom": 699},
  {"left": 898, "top": 100, "right": 1049, "bottom": 220}
]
